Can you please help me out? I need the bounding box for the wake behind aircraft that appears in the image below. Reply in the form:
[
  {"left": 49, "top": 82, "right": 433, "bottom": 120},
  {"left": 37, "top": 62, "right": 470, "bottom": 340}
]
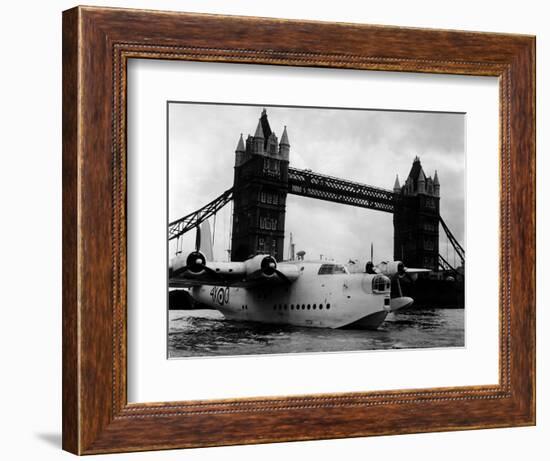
[{"left": 168, "top": 226, "right": 427, "bottom": 330}]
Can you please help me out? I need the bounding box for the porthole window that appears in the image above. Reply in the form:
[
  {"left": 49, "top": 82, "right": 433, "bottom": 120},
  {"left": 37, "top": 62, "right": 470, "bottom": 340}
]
[
  {"left": 319, "top": 304, "right": 323, "bottom": 309},
  {"left": 302, "top": 304, "right": 306, "bottom": 310},
  {"left": 290, "top": 304, "right": 294, "bottom": 309},
  {"left": 312, "top": 304, "right": 316, "bottom": 310},
  {"left": 326, "top": 303, "right": 331, "bottom": 309},
  {"left": 307, "top": 304, "right": 311, "bottom": 310}
]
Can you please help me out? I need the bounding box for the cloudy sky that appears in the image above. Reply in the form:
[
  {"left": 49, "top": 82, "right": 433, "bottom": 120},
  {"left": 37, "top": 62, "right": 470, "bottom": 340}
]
[{"left": 168, "top": 103, "right": 465, "bottom": 264}]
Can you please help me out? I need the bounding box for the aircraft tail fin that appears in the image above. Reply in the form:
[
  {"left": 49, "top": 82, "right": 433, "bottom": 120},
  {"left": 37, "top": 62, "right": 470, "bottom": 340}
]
[{"left": 200, "top": 220, "right": 214, "bottom": 261}]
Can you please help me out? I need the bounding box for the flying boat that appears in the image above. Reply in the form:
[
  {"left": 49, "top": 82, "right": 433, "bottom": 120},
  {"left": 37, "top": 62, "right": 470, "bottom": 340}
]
[{"left": 168, "top": 226, "right": 427, "bottom": 330}]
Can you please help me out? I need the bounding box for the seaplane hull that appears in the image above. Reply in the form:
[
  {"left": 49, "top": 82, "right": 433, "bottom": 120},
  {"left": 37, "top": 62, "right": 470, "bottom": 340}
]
[{"left": 188, "top": 267, "right": 391, "bottom": 330}]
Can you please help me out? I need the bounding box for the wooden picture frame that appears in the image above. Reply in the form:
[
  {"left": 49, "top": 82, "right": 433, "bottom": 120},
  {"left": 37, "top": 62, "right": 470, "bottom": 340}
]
[{"left": 62, "top": 5, "right": 535, "bottom": 455}]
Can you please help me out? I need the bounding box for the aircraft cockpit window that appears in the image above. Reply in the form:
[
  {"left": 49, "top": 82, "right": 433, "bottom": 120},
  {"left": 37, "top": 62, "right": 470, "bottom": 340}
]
[
  {"left": 318, "top": 264, "right": 348, "bottom": 275},
  {"left": 372, "top": 275, "right": 391, "bottom": 292}
]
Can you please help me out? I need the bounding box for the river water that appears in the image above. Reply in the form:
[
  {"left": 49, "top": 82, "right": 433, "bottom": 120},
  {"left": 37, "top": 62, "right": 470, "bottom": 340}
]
[{"left": 168, "top": 308, "right": 464, "bottom": 358}]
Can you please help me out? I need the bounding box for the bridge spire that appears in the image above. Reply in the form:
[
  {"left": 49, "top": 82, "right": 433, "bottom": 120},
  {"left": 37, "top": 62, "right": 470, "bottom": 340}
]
[
  {"left": 280, "top": 125, "right": 290, "bottom": 146},
  {"left": 279, "top": 125, "right": 290, "bottom": 160},
  {"left": 254, "top": 119, "right": 264, "bottom": 139},
  {"left": 235, "top": 133, "right": 246, "bottom": 166},
  {"left": 393, "top": 174, "right": 401, "bottom": 192},
  {"left": 433, "top": 169, "right": 440, "bottom": 196},
  {"left": 253, "top": 118, "right": 264, "bottom": 154},
  {"left": 235, "top": 133, "right": 245, "bottom": 152},
  {"left": 260, "top": 108, "right": 273, "bottom": 140}
]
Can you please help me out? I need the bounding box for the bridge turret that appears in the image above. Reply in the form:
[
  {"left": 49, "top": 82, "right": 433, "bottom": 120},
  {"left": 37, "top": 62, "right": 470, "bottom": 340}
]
[
  {"left": 234, "top": 133, "right": 246, "bottom": 166},
  {"left": 252, "top": 119, "right": 264, "bottom": 154},
  {"left": 279, "top": 125, "right": 290, "bottom": 160},
  {"left": 231, "top": 109, "right": 289, "bottom": 262},
  {"left": 393, "top": 174, "right": 401, "bottom": 192},
  {"left": 393, "top": 156, "right": 440, "bottom": 271},
  {"left": 433, "top": 170, "right": 440, "bottom": 197}
]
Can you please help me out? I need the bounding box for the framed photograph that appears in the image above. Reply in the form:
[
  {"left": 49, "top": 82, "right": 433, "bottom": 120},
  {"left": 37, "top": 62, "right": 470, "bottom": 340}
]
[{"left": 62, "top": 6, "right": 535, "bottom": 454}]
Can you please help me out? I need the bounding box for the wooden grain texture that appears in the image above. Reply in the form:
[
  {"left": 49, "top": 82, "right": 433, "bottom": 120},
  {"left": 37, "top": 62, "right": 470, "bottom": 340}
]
[
  {"left": 62, "top": 5, "right": 536, "bottom": 455},
  {"left": 62, "top": 7, "right": 79, "bottom": 454}
]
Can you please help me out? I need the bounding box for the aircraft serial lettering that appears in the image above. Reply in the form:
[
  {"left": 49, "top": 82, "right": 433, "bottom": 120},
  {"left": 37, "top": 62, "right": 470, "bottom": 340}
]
[{"left": 210, "top": 286, "right": 230, "bottom": 306}]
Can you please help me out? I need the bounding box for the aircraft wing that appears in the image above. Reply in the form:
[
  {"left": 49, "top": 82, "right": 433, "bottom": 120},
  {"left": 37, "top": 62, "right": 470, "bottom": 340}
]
[
  {"left": 169, "top": 253, "right": 301, "bottom": 288},
  {"left": 403, "top": 268, "right": 431, "bottom": 274},
  {"left": 223, "top": 262, "right": 302, "bottom": 288}
]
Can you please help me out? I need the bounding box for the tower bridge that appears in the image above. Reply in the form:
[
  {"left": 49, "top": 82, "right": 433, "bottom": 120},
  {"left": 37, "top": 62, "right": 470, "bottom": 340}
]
[{"left": 169, "top": 109, "right": 464, "bottom": 272}]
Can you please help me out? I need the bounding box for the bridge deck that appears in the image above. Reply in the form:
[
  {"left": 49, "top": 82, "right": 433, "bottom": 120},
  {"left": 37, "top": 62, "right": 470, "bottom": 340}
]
[{"left": 287, "top": 167, "right": 395, "bottom": 213}]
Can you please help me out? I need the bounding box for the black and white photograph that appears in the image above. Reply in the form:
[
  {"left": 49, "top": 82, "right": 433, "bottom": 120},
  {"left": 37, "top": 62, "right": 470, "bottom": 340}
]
[
  {"left": 2, "top": 0, "right": 542, "bottom": 458},
  {"left": 167, "top": 103, "right": 466, "bottom": 358}
]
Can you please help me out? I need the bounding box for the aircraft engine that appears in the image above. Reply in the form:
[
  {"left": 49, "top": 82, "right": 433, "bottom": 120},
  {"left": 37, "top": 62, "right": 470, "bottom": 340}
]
[
  {"left": 245, "top": 254, "right": 278, "bottom": 278},
  {"left": 376, "top": 260, "right": 406, "bottom": 277},
  {"left": 260, "top": 255, "right": 277, "bottom": 276},
  {"left": 185, "top": 250, "right": 207, "bottom": 274}
]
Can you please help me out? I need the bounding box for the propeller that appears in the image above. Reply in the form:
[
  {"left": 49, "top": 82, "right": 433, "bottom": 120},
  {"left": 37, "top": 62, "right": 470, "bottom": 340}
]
[
  {"left": 175, "top": 225, "right": 222, "bottom": 281},
  {"left": 274, "top": 269, "right": 291, "bottom": 284},
  {"left": 397, "top": 261, "right": 406, "bottom": 277},
  {"left": 394, "top": 261, "right": 430, "bottom": 291},
  {"left": 195, "top": 222, "right": 201, "bottom": 253},
  {"left": 260, "top": 255, "right": 291, "bottom": 284},
  {"left": 260, "top": 255, "right": 277, "bottom": 276},
  {"left": 185, "top": 251, "right": 207, "bottom": 274},
  {"left": 181, "top": 225, "right": 206, "bottom": 274},
  {"left": 365, "top": 242, "right": 377, "bottom": 274}
]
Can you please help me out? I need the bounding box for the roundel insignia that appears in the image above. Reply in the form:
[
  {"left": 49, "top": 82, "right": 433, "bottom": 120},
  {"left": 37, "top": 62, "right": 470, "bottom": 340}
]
[{"left": 216, "top": 288, "right": 225, "bottom": 305}]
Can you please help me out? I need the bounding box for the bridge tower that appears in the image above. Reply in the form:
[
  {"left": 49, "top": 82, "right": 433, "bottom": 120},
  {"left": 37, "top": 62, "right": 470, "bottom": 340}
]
[
  {"left": 231, "top": 109, "right": 290, "bottom": 261},
  {"left": 393, "top": 156, "right": 440, "bottom": 271}
]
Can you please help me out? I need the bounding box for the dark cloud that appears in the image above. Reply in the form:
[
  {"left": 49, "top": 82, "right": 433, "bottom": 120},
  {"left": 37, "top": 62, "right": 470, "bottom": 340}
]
[{"left": 169, "top": 103, "right": 465, "bottom": 263}]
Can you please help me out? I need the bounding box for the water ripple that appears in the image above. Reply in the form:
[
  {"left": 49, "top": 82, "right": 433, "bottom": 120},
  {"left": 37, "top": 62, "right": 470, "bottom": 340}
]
[{"left": 168, "top": 308, "right": 464, "bottom": 358}]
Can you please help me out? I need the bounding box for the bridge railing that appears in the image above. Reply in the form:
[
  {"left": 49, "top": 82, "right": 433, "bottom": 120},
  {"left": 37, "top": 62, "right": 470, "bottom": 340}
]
[{"left": 287, "top": 167, "right": 396, "bottom": 213}]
